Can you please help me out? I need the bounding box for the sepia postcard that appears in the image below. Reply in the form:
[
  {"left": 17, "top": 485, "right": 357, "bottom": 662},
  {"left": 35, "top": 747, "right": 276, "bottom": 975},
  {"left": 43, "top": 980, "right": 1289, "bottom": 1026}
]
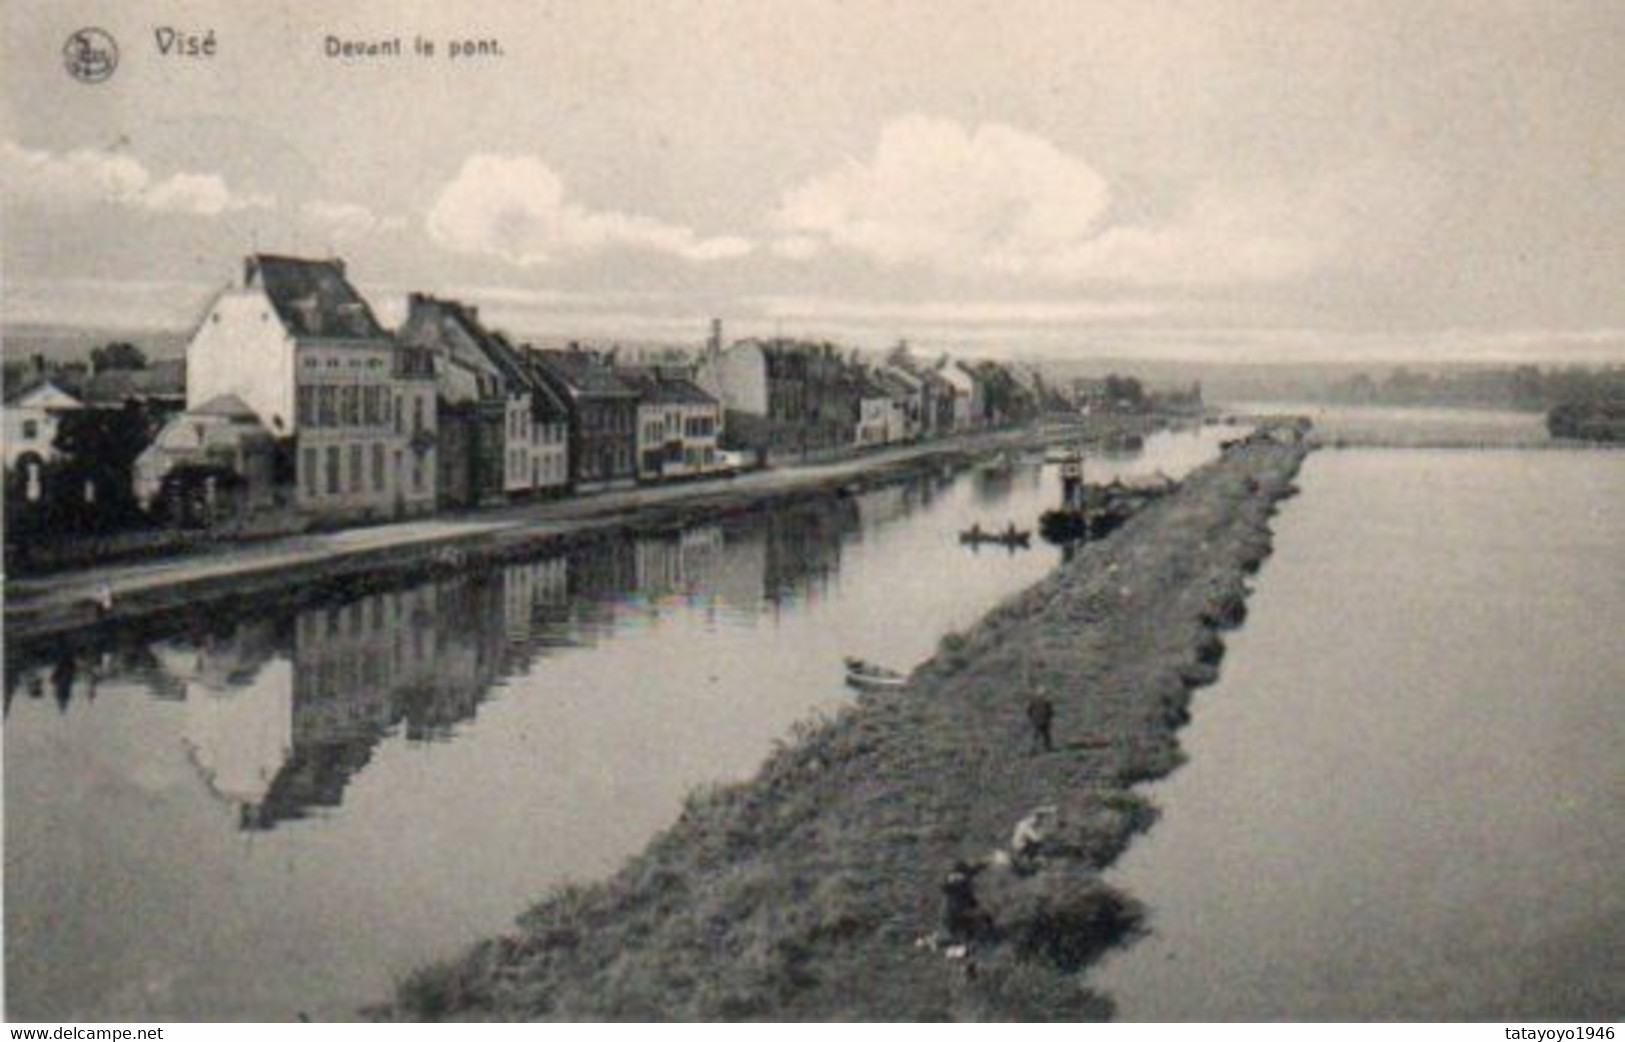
[{"left": 2, "top": 0, "right": 1621, "bottom": 1028}]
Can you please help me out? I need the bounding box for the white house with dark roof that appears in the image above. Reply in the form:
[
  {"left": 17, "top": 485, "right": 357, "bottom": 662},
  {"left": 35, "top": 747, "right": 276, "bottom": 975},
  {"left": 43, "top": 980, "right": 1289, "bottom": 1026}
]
[
  {"left": 3, "top": 379, "right": 82, "bottom": 473},
  {"left": 186, "top": 254, "right": 437, "bottom": 521}
]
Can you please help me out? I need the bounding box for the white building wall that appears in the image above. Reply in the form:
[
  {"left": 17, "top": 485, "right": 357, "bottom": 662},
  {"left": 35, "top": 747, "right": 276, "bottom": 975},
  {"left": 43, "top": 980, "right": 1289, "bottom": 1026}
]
[
  {"left": 710, "top": 344, "right": 768, "bottom": 415},
  {"left": 187, "top": 289, "right": 297, "bottom": 433},
  {"left": 682, "top": 402, "right": 720, "bottom": 473},
  {"left": 527, "top": 418, "right": 569, "bottom": 493},
  {"left": 3, "top": 385, "right": 80, "bottom": 470},
  {"left": 503, "top": 395, "right": 531, "bottom": 495}
]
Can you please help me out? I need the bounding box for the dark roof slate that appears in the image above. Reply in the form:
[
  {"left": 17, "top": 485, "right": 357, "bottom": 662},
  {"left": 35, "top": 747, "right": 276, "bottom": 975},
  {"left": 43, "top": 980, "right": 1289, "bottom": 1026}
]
[
  {"left": 249, "top": 254, "right": 388, "bottom": 342},
  {"left": 529, "top": 350, "right": 639, "bottom": 400}
]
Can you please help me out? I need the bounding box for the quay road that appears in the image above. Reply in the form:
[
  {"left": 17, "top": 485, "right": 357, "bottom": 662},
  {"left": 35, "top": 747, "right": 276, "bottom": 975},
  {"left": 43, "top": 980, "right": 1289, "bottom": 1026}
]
[{"left": 3, "top": 426, "right": 1068, "bottom": 645}]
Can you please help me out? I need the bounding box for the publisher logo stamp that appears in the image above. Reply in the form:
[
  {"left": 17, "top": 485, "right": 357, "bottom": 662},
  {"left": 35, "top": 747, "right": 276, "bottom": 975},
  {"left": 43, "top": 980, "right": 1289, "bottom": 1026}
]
[{"left": 64, "top": 28, "right": 118, "bottom": 84}]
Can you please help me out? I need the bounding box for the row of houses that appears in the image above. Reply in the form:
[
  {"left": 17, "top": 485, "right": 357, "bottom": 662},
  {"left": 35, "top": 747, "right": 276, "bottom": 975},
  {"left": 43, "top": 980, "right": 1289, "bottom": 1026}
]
[
  {"left": 5, "top": 256, "right": 731, "bottom": 529},
  {"left": 5, "top": 253, "right": 1051, "bottom": 535},
  {"left": 694, "top": 329, "right": 1052, "bottom": 459}
]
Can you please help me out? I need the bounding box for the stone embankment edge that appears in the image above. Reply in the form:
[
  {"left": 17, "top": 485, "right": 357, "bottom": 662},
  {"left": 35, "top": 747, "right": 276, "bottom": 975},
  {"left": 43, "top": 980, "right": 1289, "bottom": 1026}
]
[{"left": 3, "top": 430, "right": 1064, "bottom": 652}]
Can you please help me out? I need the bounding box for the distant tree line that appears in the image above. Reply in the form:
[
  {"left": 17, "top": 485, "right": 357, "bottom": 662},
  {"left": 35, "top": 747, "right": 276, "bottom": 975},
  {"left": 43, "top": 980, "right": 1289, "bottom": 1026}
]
[{"left": 1326, "top": 364, "right": 1625, "bottom": 414}]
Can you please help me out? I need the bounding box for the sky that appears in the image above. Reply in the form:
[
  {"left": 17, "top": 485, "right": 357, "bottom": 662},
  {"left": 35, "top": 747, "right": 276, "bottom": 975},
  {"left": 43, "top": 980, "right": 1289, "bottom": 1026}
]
[{"left": 3, "top": 0, "right": 1624, "bottom": 364}]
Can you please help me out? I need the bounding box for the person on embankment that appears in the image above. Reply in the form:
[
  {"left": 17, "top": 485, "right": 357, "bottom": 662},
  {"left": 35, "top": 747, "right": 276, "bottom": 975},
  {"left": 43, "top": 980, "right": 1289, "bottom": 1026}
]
[
  {"left": 941, "top": 859, "right": 993, "bottom": 944},
  {"left": 1026, "top": 687, "right": 1055, "bottom": 753}
]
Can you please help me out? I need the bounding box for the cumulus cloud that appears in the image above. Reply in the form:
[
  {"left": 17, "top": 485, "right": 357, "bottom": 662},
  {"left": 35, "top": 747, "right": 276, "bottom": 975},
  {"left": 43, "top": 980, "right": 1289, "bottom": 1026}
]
[
  {"left": 301, "top": 199, "right": 406, "bottom": 240},
  {"left": 771, "top": 115, "right": 1328, "bottom": 286},
  {"left": 774, "top": 116, "right": 1111, "bottom": 273},
  {"left": 426, "top": 153, "right": 752, "bottom": 266},
  {"left": 0, "top": 140, "right": 272, "bottom": 216}
]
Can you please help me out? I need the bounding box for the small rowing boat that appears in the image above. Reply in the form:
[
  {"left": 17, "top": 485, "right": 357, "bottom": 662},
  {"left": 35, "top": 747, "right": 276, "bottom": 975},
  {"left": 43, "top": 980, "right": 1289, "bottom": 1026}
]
[
  {"left": 959, "top": 526, "right": 1031, "bottom": 548},
  {"left": 844, "top": 657, "right": 906, "bottom": 689}
]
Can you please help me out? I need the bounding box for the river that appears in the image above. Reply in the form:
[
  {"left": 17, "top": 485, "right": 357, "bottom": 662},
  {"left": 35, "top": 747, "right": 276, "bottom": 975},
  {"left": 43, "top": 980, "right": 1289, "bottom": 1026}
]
[
  {"left": 3, "top": 426, "right": 1226, "bottom": 1022},
  {"left": 1092, "top": 446, "right": 1625, "bottom": 1020}
]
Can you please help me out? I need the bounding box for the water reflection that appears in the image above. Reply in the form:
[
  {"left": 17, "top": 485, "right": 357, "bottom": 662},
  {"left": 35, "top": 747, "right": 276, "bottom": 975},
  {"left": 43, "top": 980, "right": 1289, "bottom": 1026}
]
[{"left": 6, "top": 495, "right": 886, "bottom": 836}]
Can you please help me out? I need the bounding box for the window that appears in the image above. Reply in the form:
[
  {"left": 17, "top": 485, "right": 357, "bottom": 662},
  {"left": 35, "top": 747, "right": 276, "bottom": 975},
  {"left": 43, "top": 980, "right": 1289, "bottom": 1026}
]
[
  {"left": 412, "top": 458, "right": 424, "bottom": 492},
  {"left": 303, "top": 448, "right": 318, "bottom": 496},
  {"left": 413, "top": 396, "right": 425, "bottom": 435},
  {"left": 372, "top": 443, "right": 386, "bottom": 492},
  {"left": 21, "top": 419, "right": 38, "bottom": 440},
  {"left": 318, "top": 386, "right": 338, "bottom": 427},
  {"left": 325, "top": 446, "right": 341, "bottom": 495},
  {"left": 341, "top": 386, "right": 361, "bottom": 427},
  {"left": 297, "top": 386, "right": 315, "bottom": 427},
  {"left": 349, "top": 444, "right": 363, "bottom": 493}
]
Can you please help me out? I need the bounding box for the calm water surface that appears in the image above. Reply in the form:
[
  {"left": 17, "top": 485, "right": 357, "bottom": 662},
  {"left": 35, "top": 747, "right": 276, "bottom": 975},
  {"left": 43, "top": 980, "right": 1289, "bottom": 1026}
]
[
  {"left": 1093, "top": 448, "right": 1625, "bottom": 1020},
  {"left": 5, "top": 428, "right": 1225, "bottom": 1021}
]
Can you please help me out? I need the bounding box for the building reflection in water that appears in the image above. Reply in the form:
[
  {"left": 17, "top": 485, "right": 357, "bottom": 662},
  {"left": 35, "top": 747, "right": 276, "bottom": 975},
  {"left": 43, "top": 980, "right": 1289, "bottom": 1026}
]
[{"left": 5, "top": 492, "right": 875, "bottom": 833}]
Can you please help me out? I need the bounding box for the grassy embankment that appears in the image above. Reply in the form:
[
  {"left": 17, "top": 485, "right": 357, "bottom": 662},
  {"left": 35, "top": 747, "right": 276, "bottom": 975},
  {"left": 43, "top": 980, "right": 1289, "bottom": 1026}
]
[{"left": 381, "top": 432, "right": 1309, "bottom": 1022}]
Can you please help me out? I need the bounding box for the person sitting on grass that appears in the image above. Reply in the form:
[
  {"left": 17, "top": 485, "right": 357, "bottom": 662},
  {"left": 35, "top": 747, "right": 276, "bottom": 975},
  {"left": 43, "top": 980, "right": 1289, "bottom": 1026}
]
[{"left": 1009, "top": 805, "right": 1060, "bottom": 874}]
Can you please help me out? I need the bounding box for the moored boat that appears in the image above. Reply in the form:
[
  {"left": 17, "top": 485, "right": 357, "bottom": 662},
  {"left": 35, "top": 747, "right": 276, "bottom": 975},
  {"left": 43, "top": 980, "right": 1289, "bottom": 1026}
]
[
  {"left": 844, "top": 657, "right": 907, "bottom": 689},
  {"left": 958, "top": 525, "right": 1031, "bottom": 548}
]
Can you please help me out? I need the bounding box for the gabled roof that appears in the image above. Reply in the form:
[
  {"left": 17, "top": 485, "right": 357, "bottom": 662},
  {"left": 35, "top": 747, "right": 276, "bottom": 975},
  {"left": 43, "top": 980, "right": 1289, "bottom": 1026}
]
[
  {"left": 618, "top": 371, "right": 719, "bottom": 406},
  {"left": 80, "top": 360, "right": 186, "bottom": 406},
  {"left": 873, "top": 370, "right": 918, "bottom": 398},
  {"left": 190, "top": 393, "right": 262, "bottom": 422},
  {"left": 247, "top": 254, "right": 388, "bottom": 342},
  {"left": 881, "top": 364, "right": 924, "bottom": 391},
  {"left": 529, "top": 349, "right": 639, "bottom": 400},
  {"left": 3, "top": 378, "right": 83, "bottom": 409},
  {"left": 401, "top": 294, "right": 531, "bottom": 386},
  {"left": 855, "top": 371, "right": 895, "bottom": 399},
  {"left": 937, "top": 361, "right": 976, "bottom": 392}
]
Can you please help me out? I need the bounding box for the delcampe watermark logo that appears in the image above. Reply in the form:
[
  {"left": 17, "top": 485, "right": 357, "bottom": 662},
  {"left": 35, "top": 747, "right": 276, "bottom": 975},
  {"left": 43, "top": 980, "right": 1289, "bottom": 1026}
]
[{"left": 63, "top": 28, "right": 118, "bottom": 84}]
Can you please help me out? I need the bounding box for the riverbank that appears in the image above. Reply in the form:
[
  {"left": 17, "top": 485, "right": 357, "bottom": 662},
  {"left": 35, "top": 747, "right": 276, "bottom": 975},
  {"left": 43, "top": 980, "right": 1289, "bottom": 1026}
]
[
  {"left": 2, "top": 420, "right": 1151, "bottom": 652},
  {"left": 380, "top": 431, "right": 1309, "bottom": 1021}
]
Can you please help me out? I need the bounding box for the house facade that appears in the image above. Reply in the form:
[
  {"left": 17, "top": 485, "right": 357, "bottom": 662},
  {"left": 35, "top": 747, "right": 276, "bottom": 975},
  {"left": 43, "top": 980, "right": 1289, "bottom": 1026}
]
[
  {"left": 876, "top": 368, "right": 923, "bottom": 441},
  {"left": 695, "top": 339, "right": 768, "bottom": 415},
  {"left": 186, "top": 254, "right": 436, "bottom": 521},
  {"left": 396, "top": 294, "right": 569, "bottom": 507},
  {"left": 855, "top": 375, "right": 894, "bottom": 447},
  {"left": 936, "top": 360, "right": 980, "bottom": 431},
  {"left": 133, "top": 393, "right": 278, "bottom": 524},
  {"left": 3, "top": 380, "right": 82, "bottom": 476},
  {"left": 527, "top": 349, "right": 639, "bottom": 492},
  {"left": 620, "top": 370, "right": 723, "bottom": 479}
]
